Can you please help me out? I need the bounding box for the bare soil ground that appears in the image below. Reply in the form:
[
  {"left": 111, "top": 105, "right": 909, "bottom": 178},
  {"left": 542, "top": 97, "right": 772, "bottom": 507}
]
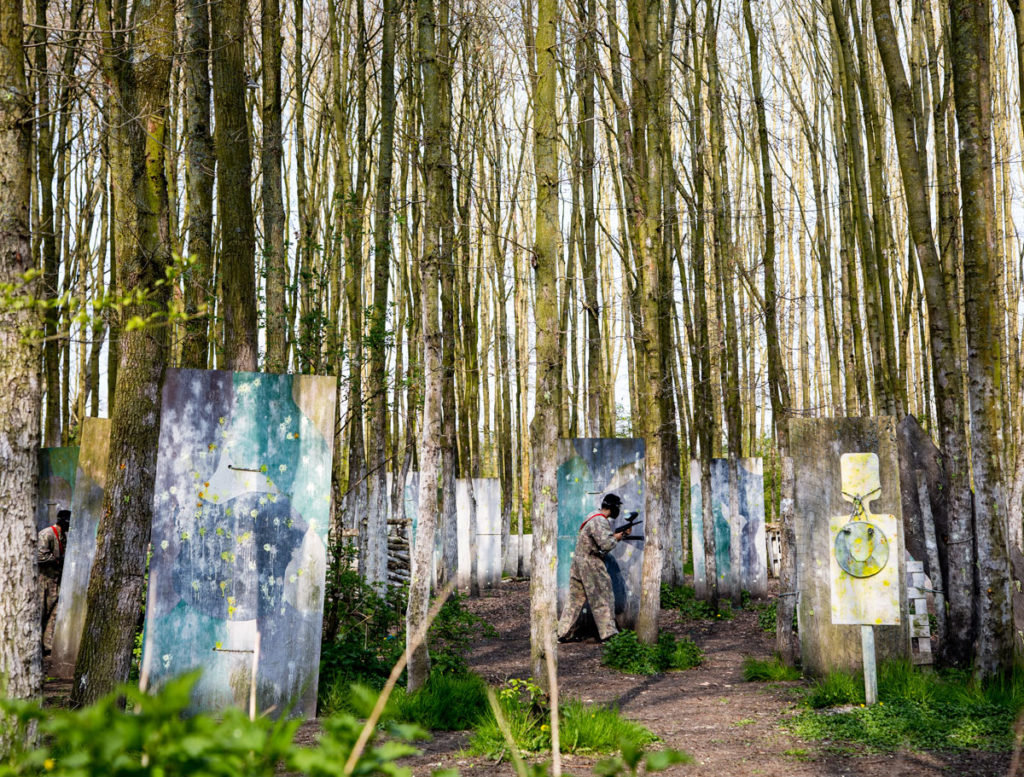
[{"left": 394, "top": 579, "right": 1010, "bottom": 777}]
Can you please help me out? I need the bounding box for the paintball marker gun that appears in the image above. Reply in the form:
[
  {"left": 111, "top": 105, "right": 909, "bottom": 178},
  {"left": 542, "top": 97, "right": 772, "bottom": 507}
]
[{"left": 614, "top": 511, "right": 644, "bottom": 541}]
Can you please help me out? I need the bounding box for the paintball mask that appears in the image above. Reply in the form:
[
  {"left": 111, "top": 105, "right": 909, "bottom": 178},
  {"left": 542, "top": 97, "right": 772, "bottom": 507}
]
[{"left": 601, "top": 493, "right": 623, "bottom": 519}]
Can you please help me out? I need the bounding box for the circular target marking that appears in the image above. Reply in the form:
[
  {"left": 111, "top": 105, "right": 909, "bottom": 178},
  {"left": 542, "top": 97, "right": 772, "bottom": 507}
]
[{"left": 834, "top": 521, "right": 889, "bottom": 578}]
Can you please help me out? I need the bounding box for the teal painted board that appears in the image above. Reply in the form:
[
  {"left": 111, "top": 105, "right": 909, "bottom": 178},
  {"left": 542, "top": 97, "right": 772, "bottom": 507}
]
[
  {"left": 710, "top": 461, "right": 732, "bottom": 592},
  {"left": 142, "top": 369, "right": 337, "bottom": 718},
  {"left": 738, "top": 459, "right": 768, "bottom": 596},
  {"left": 51, "top": 418, "right": 111, "bottom": 677},
  {"left": 37, "top": 446, "right": 79, "bottom": 530},
  {"left": 688, "top": 462, "right": 706, "bottom": 598},
  {"left": 688, "top": 458, "right": 767, "bottom": 598},
  {"left": 557, "top": 438, "right": 645, "bottom": 629}
]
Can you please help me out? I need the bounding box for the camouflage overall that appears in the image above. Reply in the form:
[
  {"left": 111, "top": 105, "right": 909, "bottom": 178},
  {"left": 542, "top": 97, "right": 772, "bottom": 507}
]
[
  {"left": 38, "top": 525, "right": 64, "bottom": 649},
  {"left": 557, "top": 511, "right": 619, "bottom": 641}
]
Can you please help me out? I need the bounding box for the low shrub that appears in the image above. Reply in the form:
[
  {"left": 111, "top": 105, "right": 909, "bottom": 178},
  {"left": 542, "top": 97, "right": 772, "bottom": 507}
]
[
  {"left": 602, "top": 631, "right": 703, "bottom": 676},
  {"left": 469, "top": 678, "right": 658, "bottom": 759},
  {"left": 318, "top": 577, "right": 496, "bottom": 716},
  {"left": 755, "top": 601, "right": 777, "bottom": 634},
  {"left": 742, "top": 655, "right": 801, "bottom": 683},
  {"left": 427, "top": 593, "right": 498, "bottom": 676},
  {"left": 659, "top": 584, "right": 734, "bottom": 620}
]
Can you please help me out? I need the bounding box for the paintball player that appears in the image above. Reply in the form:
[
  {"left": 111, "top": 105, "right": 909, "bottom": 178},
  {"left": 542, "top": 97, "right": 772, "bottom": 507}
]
[
  {"left": 38, "top": 509, "right": 70, "bottom": 653},
  {"left": 557, "top": 493, "right": 631, "bottom": 643}
]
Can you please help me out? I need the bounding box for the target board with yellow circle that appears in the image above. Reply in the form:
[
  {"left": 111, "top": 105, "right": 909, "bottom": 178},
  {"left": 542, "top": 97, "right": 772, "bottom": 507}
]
[{"left": 828, "top": 452, "right": 901, "bottom": 626}]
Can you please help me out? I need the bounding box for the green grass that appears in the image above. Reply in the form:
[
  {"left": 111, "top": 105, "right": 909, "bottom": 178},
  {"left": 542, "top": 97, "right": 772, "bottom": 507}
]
[
  {"left": 601, "top": 630, "right": 703, "bottom": 675},
  {"left": 788, "top": 660, "right": 1024, "bottom": 752},
  {"left": 805, "top": 670, "right": 863, "bottom": 708},
  {"left": 324, "top": 672, "right": 489, "bottom": 731},
  {"left": 742, "top": 655, "right": 801, "bottom": 682},
  {"left": 386, "top": 673, "right": 490, "bottom": 731},
  {"left": 469, "top": 694, "right": 657, "bottom": 758}
]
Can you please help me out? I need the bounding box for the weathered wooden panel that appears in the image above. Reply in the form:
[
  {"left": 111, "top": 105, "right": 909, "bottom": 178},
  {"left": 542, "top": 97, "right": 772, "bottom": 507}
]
[
  {"left": 503, "top": 534, "right": 532, "bottom": 577},
  {"left": 791, "top": 417, "right": 909, "bottom": 677},
  {"left": 143, "top": 369, "right": 336, "bottom": 718},
  {"left": 689, "top": 458, "right": 768, "bottom": 598},
  {"left": 36, "top": 446, "right": 78, "bottom": 530},
  {"left": 557, "top": 438, "right": 645, "bottom": 629},
  {"left": 50, "top": 418, "right": 111, "bottom": 677},
  {"left": 456, "top": 478, "right": 502, "bottom": 590}
]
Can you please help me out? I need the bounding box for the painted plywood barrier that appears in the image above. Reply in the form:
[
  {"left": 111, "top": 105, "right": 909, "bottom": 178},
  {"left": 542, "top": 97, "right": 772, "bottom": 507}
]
[
  {"left": 142, "top": 369, "right": 336, "bottom": 718},
  {"left": 50, "top": 418, "right": 111, "bottom": 677},
  {"left": 456, "top": 478, "right": 502, "bottom": 590},
  {"left": 557, "top": 438, "right": 645, "bottom": 629},
  {"left": 689, "top": 459, "right": 767, "bottom": 598},
  {"left": 791, "top": 417, "right": 908, "bottom": 677},
  {"left": 829, "top": 453, "right": 901, "bottom": 626},
  {"left": 503, "top": 534, "right": 532, "bottom": 577},
  {"left": 37, "top": 446, "right": 79, "bottom": 530}
]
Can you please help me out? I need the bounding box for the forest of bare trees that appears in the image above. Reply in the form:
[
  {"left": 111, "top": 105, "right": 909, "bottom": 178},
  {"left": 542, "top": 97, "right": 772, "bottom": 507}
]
[{"left": 2, "top": 0, "right": 1024, "bottom": 709}]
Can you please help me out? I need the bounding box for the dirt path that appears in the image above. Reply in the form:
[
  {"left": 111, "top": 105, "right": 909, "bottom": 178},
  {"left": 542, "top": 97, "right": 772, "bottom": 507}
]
[{"left": 399, "top": 580, "right": 1010, "bottom": 777}]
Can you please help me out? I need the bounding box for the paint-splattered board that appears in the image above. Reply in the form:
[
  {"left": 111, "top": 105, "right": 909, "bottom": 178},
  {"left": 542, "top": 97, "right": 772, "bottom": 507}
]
[
  {"left": 689, "top": 458, "right": 767, "bottom": 599},
  {"left": 142, "top": 369, "right": 336, "bottom": 718},
  {"left": 50, "top": 418, "right": 111, "bottom": 677},
  {"left": 37, "top": 446, "right": 78, "bottom": 530},
  {"left": 791, "top": 417, "right": 908, "bottom": 677},
  {"left": 556, "top": 439, "right": 645, "bottom": 629}
]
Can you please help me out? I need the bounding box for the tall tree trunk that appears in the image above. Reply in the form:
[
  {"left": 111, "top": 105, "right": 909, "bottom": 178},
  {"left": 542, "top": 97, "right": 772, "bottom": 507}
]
[
  {"left": 181, "top": 0, "right": 214, "bottom": 369},
  {"left": 870, "top": 0, "right": 976, "bottom": 668},
  {"left": 34, "top": 0, "right": 60, "bottom": 446},
  {"left": 212, "top": 0, "right": 258, "bottom": 371},
  {"left": 949, "top": 0, "right": 1013, "bottom": 677},
  {"left": 408, "top": 0, "right": 443, "bottom": 693},
  {"left": 578, "top": 0, "right": 601, "bottom": 438},
  {"left": 72, "top": 0, "right": 175, "bottom": 704},
  {"left": 530, "top": 0, "right": 560, "bottom": 686},
  {"left": 0, "top": 0, "right": 43, "bottom": 719},
  {"left": 366, "top": 0, "right": 397, "bottom": 592},
  {"left": 261, "top": 0, "right": 287, "bottom": 372}
]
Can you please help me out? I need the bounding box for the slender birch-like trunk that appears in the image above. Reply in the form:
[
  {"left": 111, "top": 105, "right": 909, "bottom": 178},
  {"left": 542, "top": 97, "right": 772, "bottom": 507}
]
[
  {"left": 530, "top": 0, "right": 561, "bottom": 686},
  {"left": 0, "top": 0, "right": 43, "bottom": 718}
]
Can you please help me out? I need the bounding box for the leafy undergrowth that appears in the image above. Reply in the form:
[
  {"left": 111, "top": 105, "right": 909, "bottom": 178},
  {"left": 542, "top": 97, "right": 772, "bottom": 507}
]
[
  {"left": 317, "top": 559, "right": 496, "bottom": 718},
  {"left": 470, "top": 677, "right": 659, "bottom": 759},
  {"left": 755, "top": 601, "right": 777, "bottom": 634},
  {"left": 742, "top": 655, "right": 801, "bottom": 682},
  {"left": 789, "top": 660, "right": 1024, "bottom": 752},
  {"left": 0, "top": 672, "right": 426, "bottom": 777},
  {"left": 659, "top": 584, "right": 733, "bottom": 620},
  {"left": 601, "top": 630, "right": 703, "bottom": 676}
]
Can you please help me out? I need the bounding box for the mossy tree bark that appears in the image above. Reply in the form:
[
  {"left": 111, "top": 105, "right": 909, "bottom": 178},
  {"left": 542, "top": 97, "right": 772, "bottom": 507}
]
[
  {"left": 261, "top": 0, "right": 287, "bottom": 373},
  {"left": 949, "top": 0, "right": 1014, "bottom": 677},
  {"left": 0, "top": 0, "right": 43, "bottom": 717},
  {"left": 71, "top": 0, "right": 174, "bottom": 705},
  {"left": 869, "top": 0, "right": 976, "bottom": 669},
  {"left": 211, "top": 0, "right": 258, "bottom": 371},
  {"left": 181, "top": 0, "right": 214, "bottom": 370}
]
